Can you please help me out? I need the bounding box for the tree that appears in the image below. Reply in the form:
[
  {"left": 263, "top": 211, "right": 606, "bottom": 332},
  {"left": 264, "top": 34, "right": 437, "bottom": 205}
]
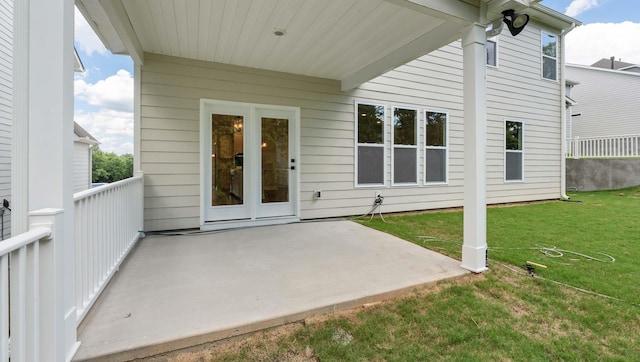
[
  {"left": 393, "top": 108, "right": 416, "bottom": 145},
  {"left": 358, "top": 104, "right": 384, "bottom": 144},
  {"left": 92, "top": 147, "right": 133, "bottom": 183},
  {"left": 505, "top": 121, "right": 522, "bottom": 150}
]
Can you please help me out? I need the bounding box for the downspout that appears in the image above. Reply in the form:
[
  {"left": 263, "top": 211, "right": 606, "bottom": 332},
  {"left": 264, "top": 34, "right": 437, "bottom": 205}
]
[{"left": 560, "top": 22, "right": 577, "bottom": 199}]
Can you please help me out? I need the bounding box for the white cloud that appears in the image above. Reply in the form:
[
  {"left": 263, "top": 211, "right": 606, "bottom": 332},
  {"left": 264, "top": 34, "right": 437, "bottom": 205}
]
[
  {"left": 565, "top": 22, "right": 640, "bottom": 65},
  {"left": 74, "top": 7, "right": 107, "bottom": 56},
  {"left": 75, "top": 68, "right": 134, "bottom": 154},
  {"left": 75, "top": 109, "right": 134, "bottom": 155},
  {"left": 75, "top": 69, "right": 133, "bottom": 112},
  {"left": 565, "top": 0, "right": 601, "bottom": 17}
]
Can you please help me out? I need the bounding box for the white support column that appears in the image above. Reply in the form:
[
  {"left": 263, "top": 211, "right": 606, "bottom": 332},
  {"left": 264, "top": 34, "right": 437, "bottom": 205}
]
[
  {"left": 134, "top": 63, "right": 142, "bottom": 173},
  {"left": 28, "top": 209, "right": 64, "bottom": 361},
  {"left": 461, "top": 23, "right": 488, "bottom": 273},
  {"left": 12, "top": 0, "right": 30, "bottom": 235},
  {"left": 15, "top": 0, "right": 79, "bottom": 359}
]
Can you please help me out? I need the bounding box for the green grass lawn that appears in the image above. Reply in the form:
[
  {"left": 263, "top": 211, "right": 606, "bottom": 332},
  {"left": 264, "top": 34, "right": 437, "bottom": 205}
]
[{"left": 210, "top": 187, "right": 640, "bottom": 361}]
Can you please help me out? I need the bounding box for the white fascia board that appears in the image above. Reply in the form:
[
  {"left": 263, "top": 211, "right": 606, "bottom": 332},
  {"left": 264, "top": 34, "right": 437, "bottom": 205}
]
[
  {"left": 567, "top": 63, "right": 640, "bottom": 77},
  {"left": 98, "top": 0, "right": 144, "bottom": 64},
  {"left": 75, "top": 0, "right": 127, "bottom": 54},
  {"left": 384, "top": 0, "right": 480, "bottom": 24},
  {"left": 484, "top": 0, "right": 533, "bottom": 24},
  {"left": 74, "top": 47, "right": 86, "bottom": 72},
  {"left": 528, "top": 3, "right": 582, "bottom": 30},
  {"left": 341, "top": 21, "right": 464, "bottom": 91},
  {"left": 74, "top": 137, "right": 100, "bottom": 145}
]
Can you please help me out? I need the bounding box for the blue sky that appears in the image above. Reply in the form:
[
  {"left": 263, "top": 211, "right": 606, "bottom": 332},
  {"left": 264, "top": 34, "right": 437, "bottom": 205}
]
[
  {"left": 544, "top": 0, "right": 640, "bottom": 23},
  {"left": 543, "top": 0, "right": 640, "bottom": 68},
  {"left": 74, "top": 0, "right": 640, "bottom": 154},
  {"left": 74, "top": 6, "right": 134, "bottom": 155}
]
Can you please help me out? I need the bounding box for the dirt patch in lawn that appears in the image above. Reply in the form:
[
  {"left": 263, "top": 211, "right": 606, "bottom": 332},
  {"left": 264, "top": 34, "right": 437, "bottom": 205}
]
[
  {"left": 137, "top": 274, "right": 481, "bottom": 361},
  {"left": 135, "top": 323, "right": 313, "bottom": 362}
]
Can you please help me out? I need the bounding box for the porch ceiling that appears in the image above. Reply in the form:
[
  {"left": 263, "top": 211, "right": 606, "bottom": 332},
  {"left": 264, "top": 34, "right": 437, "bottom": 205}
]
[{"left": 77, "top": 0, "right": 485, "bottom": 89}]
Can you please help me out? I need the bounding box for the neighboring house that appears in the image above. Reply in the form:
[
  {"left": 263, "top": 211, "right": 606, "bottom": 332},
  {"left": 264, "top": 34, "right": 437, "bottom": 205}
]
[
  {"left": 564, "top": 62, "right": 640, "bottom": 191},
  {"left": 0, "top": 0, "right": 11, "bottom": 240},
  {"left": 7, "top": 1, "right": 580, "bottom": 358},
  {"left": 73, "top": 50, "right": 100, "bottom": 193},
  {"left": 566, "top": 63, "right": 640, "bottom": 140},
  {"left": 564, "top": 79, "right": 579, "bottom": 144},
  {"left": 73, "top": 121, "right": 100, "bottom": 192},
  {"left": 591, "top": 57, "right": 640, "bottom": 73}
]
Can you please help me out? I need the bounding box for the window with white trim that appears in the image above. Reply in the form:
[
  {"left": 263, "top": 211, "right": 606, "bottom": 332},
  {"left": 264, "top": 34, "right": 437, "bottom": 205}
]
[
  {"left": 486, "top": 38, "right": 498, "bottom": 67},
  {"left": 392, "top": 107, "right": 418, "bottom": 184},
  {"left": 356, "top": 102, "right": 385, "bottom": 185},
  {"left": 542, "top": 32, "right": 557, "bottom": 80},
  {"left": 505, "top": 120, "right": 524, "bottom": 181},
  {"left": 425, "top": 111, "right": 448, "bottom": 184}
]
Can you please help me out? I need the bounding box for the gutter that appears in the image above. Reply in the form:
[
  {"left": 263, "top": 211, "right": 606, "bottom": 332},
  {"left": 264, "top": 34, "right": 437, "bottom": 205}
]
[{"left": 560, "top": 22, "right": 577, "bottom": 200}]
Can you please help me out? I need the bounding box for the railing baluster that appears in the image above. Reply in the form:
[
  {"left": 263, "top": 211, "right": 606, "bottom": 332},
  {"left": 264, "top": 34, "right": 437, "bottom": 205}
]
[
  {"left": 0, "top": 255, "right": 8, "bottom": 362},
  {"left": 28, "top": 241, "right": 40, "bottom": 362},
  {"left": 1, "top": 222, "right": 55, "bottom": 360},
  {"left": 73, "top": 175, "right": 143, "bottom": 324},
  {"left": 12, "top": 247, "right": 27, "bottom": 361},
  {"left": 567, "top": 134, "right": 640, "bottom": 158}
]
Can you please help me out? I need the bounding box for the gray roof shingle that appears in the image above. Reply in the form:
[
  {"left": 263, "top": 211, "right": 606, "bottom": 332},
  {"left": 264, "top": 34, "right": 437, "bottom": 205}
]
[{"left": 591, "top": 58, "right": 637, "bottom": 70}]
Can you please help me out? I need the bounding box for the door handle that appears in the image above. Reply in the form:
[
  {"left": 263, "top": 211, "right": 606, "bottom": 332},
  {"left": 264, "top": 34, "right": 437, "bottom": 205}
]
[{"left": 290, "top": 165, "right": 295, "bottom": 170}]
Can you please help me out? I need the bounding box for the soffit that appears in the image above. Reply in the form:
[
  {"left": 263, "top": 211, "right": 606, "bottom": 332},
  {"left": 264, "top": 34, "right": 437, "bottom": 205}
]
[{"left": 78, "top": 0, "right": 477, "bottom": 86}]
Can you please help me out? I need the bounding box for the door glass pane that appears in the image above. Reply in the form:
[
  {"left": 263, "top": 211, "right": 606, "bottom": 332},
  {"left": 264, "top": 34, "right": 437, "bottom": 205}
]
[
  {"left": 211, "top": 114, "right": 244, "bottom": 206},
  {"left": 262, "top": 117, "right": 289, "bottom": 203}
]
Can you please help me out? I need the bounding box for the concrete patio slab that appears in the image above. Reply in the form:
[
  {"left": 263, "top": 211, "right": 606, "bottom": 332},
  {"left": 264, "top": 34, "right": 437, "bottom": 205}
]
[{"left": 73, "top": 220, "right": 468, "bottom": 361}]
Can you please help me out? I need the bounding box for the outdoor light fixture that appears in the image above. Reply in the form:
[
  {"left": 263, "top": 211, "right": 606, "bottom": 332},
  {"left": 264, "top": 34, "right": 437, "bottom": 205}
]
[
  {"left": 502, "top": 9, "right": 529, "bottom": 36},
  {"left": 486, "top": 18, "right": 504, "bottom": 38}
]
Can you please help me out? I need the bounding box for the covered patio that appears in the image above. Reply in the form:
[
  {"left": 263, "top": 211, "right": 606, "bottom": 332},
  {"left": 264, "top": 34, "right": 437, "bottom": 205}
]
[
  {"left": 73, "top": 220, "right": 467, "bottom": 360},
  {"left": 6, "top": 0, "right": 545, "bottom": 359}
]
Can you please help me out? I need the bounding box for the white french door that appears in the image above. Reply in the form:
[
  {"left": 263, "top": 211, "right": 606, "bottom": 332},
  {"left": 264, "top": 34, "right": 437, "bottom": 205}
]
[{"left": 201, "top": 100, "right": 298, "bottom": 226}]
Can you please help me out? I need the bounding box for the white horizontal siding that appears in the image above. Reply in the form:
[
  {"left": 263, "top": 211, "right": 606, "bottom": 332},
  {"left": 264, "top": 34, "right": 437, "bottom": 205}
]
[
  {"left": 140, "top": 21, "right": 563, "bottom": 231},
  {"left": 0, "top": 0, "right": 11, "bottom": 239},
  {"left": 485, "top": 22, "right": 563, "bottom": 202},
  {"left": 73, "top": 141, "right": 91, "bottom": 192},
  {"left": 566, "top": 65, "right": 640, "bottom": 138}
]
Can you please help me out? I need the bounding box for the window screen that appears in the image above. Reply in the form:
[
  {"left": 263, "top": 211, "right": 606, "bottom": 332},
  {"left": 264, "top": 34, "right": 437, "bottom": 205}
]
[
  {"left": 425, "top": 111, "right": 447, "bottom": 183},
  {"left": 356, "top": 102, "right": 385, "bottom": 185},
  {"left": 392, "top": 107, "right": 417, "bottom": 184},
  {"left": 358, "top": 146, "right": 384, "bottom": 184},
  {"left": 505, "top": 120, "right": 524, "bottom": 181}
]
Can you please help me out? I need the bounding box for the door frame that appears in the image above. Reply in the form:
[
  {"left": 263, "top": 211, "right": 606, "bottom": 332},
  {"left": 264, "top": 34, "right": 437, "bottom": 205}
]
[{"left": 199, "top": 99, "right": 300, "bottom": 230}]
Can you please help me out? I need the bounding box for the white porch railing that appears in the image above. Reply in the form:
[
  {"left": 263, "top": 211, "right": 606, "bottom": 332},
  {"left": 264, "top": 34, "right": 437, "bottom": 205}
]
[
  {"left": 568, "top": 134, "right": 640, "bottom": 159},
  {"left": 74, "top": 174, "right": 144, "bottom": 323},
  {"left": 0, "top": 176, "right": 143, "bottom": 360},
  {"left": 0, "top": 212, "right": 57, "bottom": 361}
]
